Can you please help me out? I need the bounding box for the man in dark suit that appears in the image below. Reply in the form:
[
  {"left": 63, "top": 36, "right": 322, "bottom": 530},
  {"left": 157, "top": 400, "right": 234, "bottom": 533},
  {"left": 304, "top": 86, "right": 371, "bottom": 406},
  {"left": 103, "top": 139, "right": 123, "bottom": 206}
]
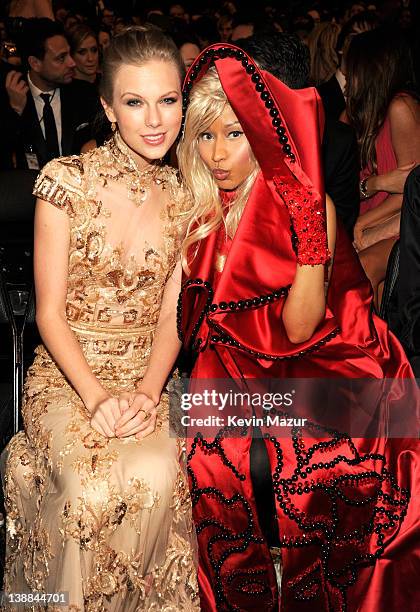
[
  {"left": 1, "top": 18, "right": 99, "bottom": 170},
  {"left": 239, "top": 32, "right": 360, "bottom": 238},
  {"left": 387, "top": 166, "right": 420, "bottom": 376}
]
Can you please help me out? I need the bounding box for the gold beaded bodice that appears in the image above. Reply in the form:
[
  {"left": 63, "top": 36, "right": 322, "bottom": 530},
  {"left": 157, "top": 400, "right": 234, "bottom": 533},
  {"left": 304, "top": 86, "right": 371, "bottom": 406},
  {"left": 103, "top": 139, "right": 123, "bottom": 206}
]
[{"left": 32, "top": 135, "right": 191, "bottom": 384}]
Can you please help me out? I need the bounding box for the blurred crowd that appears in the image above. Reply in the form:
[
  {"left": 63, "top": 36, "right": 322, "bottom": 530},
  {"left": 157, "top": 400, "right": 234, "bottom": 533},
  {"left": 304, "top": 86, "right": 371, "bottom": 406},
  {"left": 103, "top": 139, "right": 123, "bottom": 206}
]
[{"left": 0, "top": 0, "right": 420, "bottom": 362}]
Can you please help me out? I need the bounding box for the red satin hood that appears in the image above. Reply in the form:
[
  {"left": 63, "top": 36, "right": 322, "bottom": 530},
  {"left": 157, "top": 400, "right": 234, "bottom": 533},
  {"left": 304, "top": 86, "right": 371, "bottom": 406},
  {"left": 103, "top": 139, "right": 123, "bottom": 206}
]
[{"left": 183, "top": 43, "right": 325, "bottom": 198}]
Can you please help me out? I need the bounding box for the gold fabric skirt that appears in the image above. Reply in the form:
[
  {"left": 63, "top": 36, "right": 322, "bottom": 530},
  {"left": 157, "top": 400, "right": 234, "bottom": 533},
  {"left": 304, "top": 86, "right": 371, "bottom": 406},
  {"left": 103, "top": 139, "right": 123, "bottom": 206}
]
[{"left": 1, "top": 327, "right": 199, "bottom": 611}]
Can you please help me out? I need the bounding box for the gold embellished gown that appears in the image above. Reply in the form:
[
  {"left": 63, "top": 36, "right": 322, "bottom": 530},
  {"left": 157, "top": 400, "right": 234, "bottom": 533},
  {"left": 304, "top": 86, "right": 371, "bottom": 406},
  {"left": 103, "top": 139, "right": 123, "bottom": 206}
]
[{"left": 1, "top": 134, "right": 199, "bottom": 611}]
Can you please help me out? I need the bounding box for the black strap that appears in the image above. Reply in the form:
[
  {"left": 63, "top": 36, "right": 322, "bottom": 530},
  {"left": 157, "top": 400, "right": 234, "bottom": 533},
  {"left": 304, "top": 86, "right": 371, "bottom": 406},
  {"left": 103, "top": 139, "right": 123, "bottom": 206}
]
[
  {"left": 250, "top": 429, "right": 280, "bottom": 548},
  {"left": 40, "top": 92, "right": 59, "bottom": 161}
]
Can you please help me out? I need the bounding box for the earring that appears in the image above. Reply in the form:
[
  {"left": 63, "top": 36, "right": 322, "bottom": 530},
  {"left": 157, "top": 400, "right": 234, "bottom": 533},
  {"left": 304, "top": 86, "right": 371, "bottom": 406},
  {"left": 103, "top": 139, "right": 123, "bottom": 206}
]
[{"left": 111, "top": 121, "right": 117, "bottom": 132}]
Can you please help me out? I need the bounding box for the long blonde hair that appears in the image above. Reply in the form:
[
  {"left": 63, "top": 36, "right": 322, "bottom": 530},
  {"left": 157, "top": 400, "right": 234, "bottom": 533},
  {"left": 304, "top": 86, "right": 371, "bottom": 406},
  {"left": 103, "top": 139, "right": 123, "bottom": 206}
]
[{"left": 178, "top": 68, "right": 259, "bottom": 274}]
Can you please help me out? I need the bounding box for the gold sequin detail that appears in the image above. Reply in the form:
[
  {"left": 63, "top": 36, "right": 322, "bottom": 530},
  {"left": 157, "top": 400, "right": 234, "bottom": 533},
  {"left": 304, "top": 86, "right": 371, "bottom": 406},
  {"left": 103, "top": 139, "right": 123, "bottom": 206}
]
[{"left": 2, "top": 137, "right": 198, "bottom": 610}]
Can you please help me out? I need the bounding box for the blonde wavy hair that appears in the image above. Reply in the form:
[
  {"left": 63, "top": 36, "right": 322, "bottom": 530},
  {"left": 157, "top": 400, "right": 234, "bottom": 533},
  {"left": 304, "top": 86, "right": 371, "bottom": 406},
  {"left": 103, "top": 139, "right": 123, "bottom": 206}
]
[{"left": 178, "top": 68, "right": 259, "bottom": 274}]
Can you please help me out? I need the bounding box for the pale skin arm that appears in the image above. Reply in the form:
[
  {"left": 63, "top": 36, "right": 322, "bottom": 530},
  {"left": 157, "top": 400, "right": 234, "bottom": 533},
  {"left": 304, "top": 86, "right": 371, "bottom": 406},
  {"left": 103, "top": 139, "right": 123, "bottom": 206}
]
[
  {"left": 34, "top": 198, "right": 123, "bottom": 438},
  {"left": 282, "top": 195, "right": 336, "bottom": 344},
  {"left": 114, "top": 261, "right": 183, "bottom": 437}
]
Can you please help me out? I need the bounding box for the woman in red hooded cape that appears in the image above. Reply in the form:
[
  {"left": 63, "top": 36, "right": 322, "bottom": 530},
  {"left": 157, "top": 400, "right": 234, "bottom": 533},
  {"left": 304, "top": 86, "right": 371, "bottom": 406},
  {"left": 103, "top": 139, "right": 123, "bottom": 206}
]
[{"left": 176, "top": 44, "right": 420, "bottom": 612}]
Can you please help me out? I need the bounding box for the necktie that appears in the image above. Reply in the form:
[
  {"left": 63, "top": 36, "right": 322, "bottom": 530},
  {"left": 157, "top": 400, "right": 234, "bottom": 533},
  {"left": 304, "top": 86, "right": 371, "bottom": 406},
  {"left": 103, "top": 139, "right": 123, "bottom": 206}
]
[{"left": 40, "top": 92, "right": 60, "bottom": 160}]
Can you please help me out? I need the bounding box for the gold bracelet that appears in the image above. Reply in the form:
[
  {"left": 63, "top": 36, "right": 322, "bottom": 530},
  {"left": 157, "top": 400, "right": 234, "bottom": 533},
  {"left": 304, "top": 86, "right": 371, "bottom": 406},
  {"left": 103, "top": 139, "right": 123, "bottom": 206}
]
[{"left": 359, "top": 176, "right": 371, "bottom": 199}]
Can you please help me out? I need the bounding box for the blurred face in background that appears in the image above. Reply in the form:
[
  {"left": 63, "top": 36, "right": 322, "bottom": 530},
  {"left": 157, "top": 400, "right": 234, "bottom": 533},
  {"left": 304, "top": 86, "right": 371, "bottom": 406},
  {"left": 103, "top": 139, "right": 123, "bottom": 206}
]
[
  {"left": 218, "top": 16, "right": 233, "bottom": 42},
  {"left": 222, "top": 1, "right": 237, "bottom": 15},
  {"left": 170, "top": 4, "right": 188, "bottom": 21},
  {"left": 114, "top": 18, "right": 127, "bottom": 35},
  {"left": 64, "top": 15, "right": 80, "bottom": 30},
  {"left": 180, "top": 42, "right": 200, "bottom": 68},
  {"left": 73, "top": 35, "right": 99, "bottom": 82},
  {"left": 98, "top": 30, "right": 111, "bottom": 53},
  {"left": 349, "top": 3, "right": 366, "bottom": 17},
  {"left": 102, "top": 9, "right": 115, "bottom": 29},
  {"left": 308, "top": 9, "right": 321, "bottom": 23}
]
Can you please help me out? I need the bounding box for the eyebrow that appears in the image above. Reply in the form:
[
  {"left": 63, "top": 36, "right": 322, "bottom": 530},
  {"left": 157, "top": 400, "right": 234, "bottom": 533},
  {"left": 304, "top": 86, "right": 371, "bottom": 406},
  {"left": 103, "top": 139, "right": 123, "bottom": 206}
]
[
  {"left": 225, "top": 121, "right": 241, "bottom": 127},
  {"left": 121, "top": 90, "right": 179, "bottom": 98}
]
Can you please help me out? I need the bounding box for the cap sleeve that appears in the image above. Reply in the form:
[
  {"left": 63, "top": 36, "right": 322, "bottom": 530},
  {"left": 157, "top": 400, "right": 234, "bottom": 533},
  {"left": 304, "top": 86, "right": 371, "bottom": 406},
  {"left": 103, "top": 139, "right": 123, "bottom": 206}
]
[{"left": 32, "top": 157, "right": 84, "bottom": 216}]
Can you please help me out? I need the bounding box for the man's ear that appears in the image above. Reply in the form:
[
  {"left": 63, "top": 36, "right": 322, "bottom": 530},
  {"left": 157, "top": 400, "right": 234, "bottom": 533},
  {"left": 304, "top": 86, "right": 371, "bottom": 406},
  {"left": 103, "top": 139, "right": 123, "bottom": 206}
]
[
  {"left": 28, "top": 55, "right": 42, "bottom": 73},
  {"left": 101, "top": 96, "right": 116, "bottom": 124}
]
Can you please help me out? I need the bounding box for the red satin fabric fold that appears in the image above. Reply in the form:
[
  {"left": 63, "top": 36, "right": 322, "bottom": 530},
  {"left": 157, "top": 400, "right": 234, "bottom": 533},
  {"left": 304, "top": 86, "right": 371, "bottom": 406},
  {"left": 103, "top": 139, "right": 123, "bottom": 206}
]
[{"left": 180, "top": 44, "right": 419, "bottom": 612}]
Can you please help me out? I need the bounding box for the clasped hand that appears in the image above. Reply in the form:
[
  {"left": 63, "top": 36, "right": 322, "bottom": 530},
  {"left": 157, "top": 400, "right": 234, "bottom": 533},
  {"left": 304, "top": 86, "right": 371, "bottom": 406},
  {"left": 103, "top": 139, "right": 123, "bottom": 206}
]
[{"left": 90, "top": 392, "right": 157, "bottom": 440}]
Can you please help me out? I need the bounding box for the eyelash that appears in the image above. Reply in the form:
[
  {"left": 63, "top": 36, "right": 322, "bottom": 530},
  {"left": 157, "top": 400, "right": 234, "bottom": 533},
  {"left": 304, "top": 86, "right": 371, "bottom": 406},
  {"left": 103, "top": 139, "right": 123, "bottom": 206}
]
[
  {"left": 126, "top": 97, "right": 178, "bottom": 107},
  {"left": 199, "top": 131, "right": 243, "bottom": 140},
  {"left": 78, "top": 48, "right": 98, "bottom": 55}
]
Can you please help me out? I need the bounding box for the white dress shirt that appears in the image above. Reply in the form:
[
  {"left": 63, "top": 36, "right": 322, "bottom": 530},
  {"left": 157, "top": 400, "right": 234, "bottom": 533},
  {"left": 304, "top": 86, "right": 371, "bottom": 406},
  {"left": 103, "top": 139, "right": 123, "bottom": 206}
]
[{"left": 27, "top": 73, "right": 62, "bottom": 154}]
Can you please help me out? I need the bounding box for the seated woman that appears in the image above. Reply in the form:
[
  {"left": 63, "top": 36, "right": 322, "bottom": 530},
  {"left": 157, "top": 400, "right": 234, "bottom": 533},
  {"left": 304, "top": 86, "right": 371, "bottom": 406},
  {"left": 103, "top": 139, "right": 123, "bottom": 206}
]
[
  {"left": 68, "top": 24, "right": 100, "bottom": 86},
  {"left": 345, "top": 27, "right": 420, "bottom": 309},
  {"left": 177, "top": 44, "right": 419, "bottom": 611},
  {"left": 1, "top": 26, "right": 199, "bottom": 610}
]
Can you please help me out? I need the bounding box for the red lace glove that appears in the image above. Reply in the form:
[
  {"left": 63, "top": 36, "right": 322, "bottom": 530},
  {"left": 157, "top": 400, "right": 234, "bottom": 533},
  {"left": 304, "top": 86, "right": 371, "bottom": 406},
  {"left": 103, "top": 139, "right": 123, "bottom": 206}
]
[{"left": 274, "top": 176, "right": 331, "bottom": 266}]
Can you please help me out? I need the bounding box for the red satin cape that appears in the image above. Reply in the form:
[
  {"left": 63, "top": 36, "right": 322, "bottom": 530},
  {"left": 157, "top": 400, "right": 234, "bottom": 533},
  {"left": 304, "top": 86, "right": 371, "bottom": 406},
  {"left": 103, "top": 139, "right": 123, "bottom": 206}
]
[{"left": 179, "top": 44, "right": 420, "bottom": 612}]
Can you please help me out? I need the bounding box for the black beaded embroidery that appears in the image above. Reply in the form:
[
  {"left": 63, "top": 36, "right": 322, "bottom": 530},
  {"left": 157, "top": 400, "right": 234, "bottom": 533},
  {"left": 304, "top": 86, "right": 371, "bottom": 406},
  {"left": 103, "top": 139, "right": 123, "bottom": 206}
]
[
  {"left": 188, "top": 417, "right": 409, "bottom": 610},
  {"left": 178, "top": 277, "right": 340, "bottom": 360},
  {"left": 188, "top": 442, "right": 273, "bottom": 611},
  {"left": 210, "top": 320, "right": 341, "bottom": 361},
  {"left": 267, "top": 423, "right": 409, "bottom": 607},
  {"left": 180, "top": 45, "right": 296, "bottom": 163},
  {"left": 209, "top": 284, "right": 291, "bottom": 313},
  {"left": 181, "top": 44, "right": 410, "bottom": 611}
]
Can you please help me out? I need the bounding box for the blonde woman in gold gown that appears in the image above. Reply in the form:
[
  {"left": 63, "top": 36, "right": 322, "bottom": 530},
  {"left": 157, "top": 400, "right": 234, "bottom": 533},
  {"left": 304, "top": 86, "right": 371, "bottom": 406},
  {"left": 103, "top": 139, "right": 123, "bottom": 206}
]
[{"left": 1, "top": 27, "right": 199, "bottom": 611}]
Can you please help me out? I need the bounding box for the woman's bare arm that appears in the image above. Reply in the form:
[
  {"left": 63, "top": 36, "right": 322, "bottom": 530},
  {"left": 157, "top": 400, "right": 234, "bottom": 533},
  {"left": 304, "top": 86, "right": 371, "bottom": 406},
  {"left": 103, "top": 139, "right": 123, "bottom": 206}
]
[
  {"left": 282, "top": 195, "right": 336, "bottom": 343},
  {"left": 357, "top": 96, "right": 420, "bottom": 231},
  {"left": 34, "top": 199, "right": 120, "bottom": 435}
]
